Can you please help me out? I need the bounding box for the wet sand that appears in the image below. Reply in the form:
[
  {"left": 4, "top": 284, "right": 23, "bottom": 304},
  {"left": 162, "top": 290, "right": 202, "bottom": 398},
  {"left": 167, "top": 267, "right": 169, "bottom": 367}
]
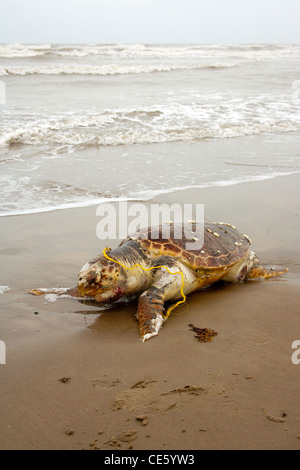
[{"left": 0, "top": 173, "right": 300, "bottom": 450}]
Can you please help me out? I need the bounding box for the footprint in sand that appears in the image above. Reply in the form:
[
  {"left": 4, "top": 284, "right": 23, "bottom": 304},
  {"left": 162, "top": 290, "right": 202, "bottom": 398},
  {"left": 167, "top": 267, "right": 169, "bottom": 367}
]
[
  {"left": 104, "top": 429, "right": 138, "bottom": 448},
  {"left": 243, "top": 332, "right": 271, "bottom": 345},
  {"left": 161, "top": 385, "right": 207, "bottom": 396},
  {"left": 112, "top": 378, "right": 207, "bottom": 414},
  {"left": 92, "top": 377, "right": 121, "bottom": 390},
  {"left": 112, "top": 378, "right": 158, "bottom": 411}
]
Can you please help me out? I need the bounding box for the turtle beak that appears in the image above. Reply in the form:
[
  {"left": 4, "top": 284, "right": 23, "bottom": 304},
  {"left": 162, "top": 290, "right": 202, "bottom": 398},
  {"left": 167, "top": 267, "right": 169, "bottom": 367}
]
[{"left": 78, "top": 264, "right": 102, "bottom": 297}]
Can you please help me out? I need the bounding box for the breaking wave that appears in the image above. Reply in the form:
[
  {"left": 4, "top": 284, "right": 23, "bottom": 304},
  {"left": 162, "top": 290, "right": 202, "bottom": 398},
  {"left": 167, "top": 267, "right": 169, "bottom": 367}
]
[
  {"left": 1, "top": 99, "right": 299, "bottom": 148},
  {"left": 0, "top": 43, "right": 299, "bottom": 59},
  {"left": 0, "top": 62, "right": 236, "bottom": 76}
]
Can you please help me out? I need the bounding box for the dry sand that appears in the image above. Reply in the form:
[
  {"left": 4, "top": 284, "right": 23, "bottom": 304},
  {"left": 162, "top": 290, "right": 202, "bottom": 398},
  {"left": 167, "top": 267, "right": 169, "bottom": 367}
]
[{"left": 0, "top": 174, "right": 300, "bottom": 450}]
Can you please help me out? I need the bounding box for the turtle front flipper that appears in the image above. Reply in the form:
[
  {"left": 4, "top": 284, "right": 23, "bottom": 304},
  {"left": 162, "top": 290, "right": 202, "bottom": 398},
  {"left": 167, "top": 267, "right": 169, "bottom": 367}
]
[
  {"left": 27, "top": 287, "right": 80, "bottom": 297},
  {"left": 136, "top": 287, "right": 165, "bottom": 341},
  {"left": 136, "top": 264, "right": 188, "bottom": 341}
]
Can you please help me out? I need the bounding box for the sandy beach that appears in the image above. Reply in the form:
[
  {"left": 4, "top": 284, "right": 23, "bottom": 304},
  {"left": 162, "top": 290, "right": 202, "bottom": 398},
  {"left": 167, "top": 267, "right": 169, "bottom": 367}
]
[{"left": 0, "top": 172, "right": 299, "bottom": 450}]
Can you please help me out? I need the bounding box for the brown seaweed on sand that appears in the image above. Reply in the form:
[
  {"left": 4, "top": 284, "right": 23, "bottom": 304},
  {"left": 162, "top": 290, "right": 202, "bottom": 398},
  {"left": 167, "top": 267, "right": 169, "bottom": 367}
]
[{"left": 188, "top": 324, "right": 218, "bottom": 342}]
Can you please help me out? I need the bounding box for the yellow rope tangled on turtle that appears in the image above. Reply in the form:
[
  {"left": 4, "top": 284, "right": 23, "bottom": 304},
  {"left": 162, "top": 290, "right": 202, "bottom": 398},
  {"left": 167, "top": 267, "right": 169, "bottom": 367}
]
[{"left": 103, "top": 247, "right": 186, "bottom": 319}]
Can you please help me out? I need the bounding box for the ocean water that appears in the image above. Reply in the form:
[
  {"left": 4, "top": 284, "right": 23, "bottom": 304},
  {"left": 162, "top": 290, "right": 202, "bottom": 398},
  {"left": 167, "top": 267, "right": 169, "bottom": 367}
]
[{"left": 0, "top": 43, "right": 299, "bottom": 216}]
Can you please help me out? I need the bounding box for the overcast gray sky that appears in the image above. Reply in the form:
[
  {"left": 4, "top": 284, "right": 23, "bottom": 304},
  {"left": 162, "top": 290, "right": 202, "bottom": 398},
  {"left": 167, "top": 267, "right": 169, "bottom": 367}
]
[{"left": 0, "top": 0, "right": 299, "bottom": 44}]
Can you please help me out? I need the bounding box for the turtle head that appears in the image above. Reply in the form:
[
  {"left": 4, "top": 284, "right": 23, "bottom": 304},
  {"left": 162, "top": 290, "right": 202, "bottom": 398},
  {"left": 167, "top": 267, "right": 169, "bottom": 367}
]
[{"left": 77, "top": 255, "right": 127, "bottom": 303}]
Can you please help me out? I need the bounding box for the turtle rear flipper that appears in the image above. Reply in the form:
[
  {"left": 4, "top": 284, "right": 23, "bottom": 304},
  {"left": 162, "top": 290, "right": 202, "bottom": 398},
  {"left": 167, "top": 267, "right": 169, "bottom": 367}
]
[{"left": 246, "top": 265, "right": 288, "bottom": 280}]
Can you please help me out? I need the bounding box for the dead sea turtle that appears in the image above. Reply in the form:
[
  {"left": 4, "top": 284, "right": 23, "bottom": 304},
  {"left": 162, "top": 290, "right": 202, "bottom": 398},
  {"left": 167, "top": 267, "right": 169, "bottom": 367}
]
[{"left": 29, "top": 222, "right": 288, "bottom": 341}]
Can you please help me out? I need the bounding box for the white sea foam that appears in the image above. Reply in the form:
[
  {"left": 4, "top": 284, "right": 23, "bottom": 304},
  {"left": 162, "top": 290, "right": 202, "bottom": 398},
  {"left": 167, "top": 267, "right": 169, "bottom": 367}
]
[
  {"left": 0, "top": 196, "right": 130, "bottom": 217},
  {"left": 1, "top": 98, "right": 299, "bottom": 148},
  {"left": 1, "top": 170, "right": 299, "bottom": 218},
  {"left": 0, "top": 43, "right": 52, "bottom": 57},
  {"left": 44, "top": 292, "right": 80, "bottom": 303},
  {"left": 35, "top": 288, "right": 73, "bottom": 303},
  {"left": 0, "top": 43, "right": 299, "bottom": 60},
  {"left": 0, "top": 286, "right": 10, "bottom": 294},
  {"left": 0, "top": 62, "right": 236, "bottom": 77}
]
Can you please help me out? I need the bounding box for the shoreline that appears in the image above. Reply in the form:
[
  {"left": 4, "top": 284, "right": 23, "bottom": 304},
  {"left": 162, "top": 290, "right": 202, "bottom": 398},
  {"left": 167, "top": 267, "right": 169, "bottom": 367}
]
[
  {"left": 0, "top": 173, "right": 299, "bottom": 450},
  {"left": 1, "top": 169, "right": 300, "bottom": 219}
]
